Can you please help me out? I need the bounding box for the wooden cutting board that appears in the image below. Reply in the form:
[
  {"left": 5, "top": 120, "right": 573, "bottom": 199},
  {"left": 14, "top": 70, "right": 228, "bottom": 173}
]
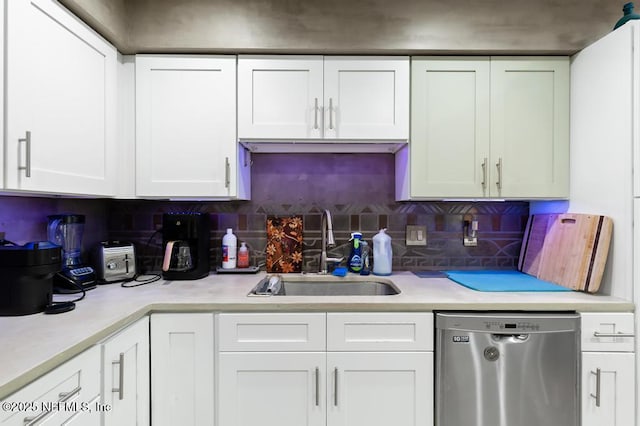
[
  {"left": 518, "top": 214, "right": 558, "bottom": 276},
  {"left": 519, "top": 213, "right": 613, "bottom": 293}
]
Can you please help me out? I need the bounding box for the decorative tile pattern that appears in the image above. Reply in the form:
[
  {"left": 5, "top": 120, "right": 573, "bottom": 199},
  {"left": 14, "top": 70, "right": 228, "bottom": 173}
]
[{"left": 0, "top": 154, "right": 531, "bottom": 273}]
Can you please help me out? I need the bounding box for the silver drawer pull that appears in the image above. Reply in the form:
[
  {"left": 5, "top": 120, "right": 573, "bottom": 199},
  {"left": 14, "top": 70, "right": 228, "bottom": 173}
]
[
  {"left": 590, "top": 368, "right": 601, "bottom": 407},
  {"left": 315, "top": 367, "right": 319, "bottom": 406},
  {"left": 329, "top": 98, "right": 334, "bottom": 130},
  {"left": 313, "top": 98, "right": 319, "bottom": 130},
  {"left": 593, "top": 331, "right": 635, "bottom": 338},
  {"left": 334, "top": 367, "right": 338, "bottom": 406},
  {"left": 18, "top": 131, "right": 32, "bottom": 178},
  {"left": 224, "top": 157, "right": 230, "bottom": 189},
  {"left": 481, "top": 157, "right": 487, "bottom": 191},
  {"left": 112, "top": 352, "right": 125, "bottom": 400},
  {"left": 23, "top": 386, "right": 81, "bottom": 425}
]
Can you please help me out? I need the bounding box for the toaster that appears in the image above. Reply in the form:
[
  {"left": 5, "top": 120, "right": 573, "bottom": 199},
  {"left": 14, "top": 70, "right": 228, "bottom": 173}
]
[{"left": 95, "top": 241, "right": 136, "bottom": 283}]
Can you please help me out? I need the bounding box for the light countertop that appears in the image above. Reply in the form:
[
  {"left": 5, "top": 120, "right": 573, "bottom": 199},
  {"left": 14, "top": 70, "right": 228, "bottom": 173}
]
[{"left": 0, "top": 271, "right": 634, "bottom": 399}]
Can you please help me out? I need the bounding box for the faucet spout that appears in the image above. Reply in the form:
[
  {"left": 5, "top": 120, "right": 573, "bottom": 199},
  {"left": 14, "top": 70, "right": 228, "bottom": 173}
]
[{"left": 320, "top": 209, "right": 343, "bottom": 274}]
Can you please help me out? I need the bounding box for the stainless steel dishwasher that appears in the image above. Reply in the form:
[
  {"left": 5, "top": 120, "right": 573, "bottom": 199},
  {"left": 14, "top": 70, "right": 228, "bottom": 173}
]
[{"left": 435, "top": 312, "right": 580, "bottom": 426}]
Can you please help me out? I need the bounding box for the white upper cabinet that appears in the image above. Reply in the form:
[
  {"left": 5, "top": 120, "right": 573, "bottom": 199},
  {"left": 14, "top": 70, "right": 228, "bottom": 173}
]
[
  {"left": 135, "top": 55, "right": 247, "bottom": 198},
  {"left": 410, "top": 58, "right": 491, "bottom": 198},
  {"left": 490, "top": 57, "right": 570, "bottom": 198},
  {"left": 409, "top": 56, "right": 569, "bottom": 199},
  {"left": 323, "top": 57, "right": 409, "bottom": 139},
  {"left": 5, "top": 0, "right": 117, "bottom": 195},
  {"left": 238, "top": 56, "right": 323, "bottom": 139},
  {"left": 238, "top": 56, "right": 409, "bottom": 141}
]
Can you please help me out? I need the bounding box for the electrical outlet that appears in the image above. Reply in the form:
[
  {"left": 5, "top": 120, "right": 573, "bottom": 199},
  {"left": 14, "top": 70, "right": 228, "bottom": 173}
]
[
  {"left": 463, "top": 220, "right": 478, "bottom": 246},
  {"left": 406, "top": 225, "right": 427, "bottom": 246}
]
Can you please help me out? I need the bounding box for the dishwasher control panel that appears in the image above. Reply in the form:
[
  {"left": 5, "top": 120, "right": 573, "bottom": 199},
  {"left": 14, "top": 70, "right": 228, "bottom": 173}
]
[
  {"left": 482, "top": 320, "right": 540, "bottom": 332},
  {"left": 436, "top": 312, "right": 581, "bottom": 334}
]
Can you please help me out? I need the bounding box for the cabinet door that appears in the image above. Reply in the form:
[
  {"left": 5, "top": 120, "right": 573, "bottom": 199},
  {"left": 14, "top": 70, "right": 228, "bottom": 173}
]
[
  {"left": 150, "top": 313, "right": 214, "bottom": 426},
  {"left": 581, "top": 352, "right": 635, "bottom": 426},
  {"left": 323, "top": 57, "right": 409, "bottom": 140},
  {"left": 5, "top": 0, "right": 117, "bottom": 195},
  {"left": 218, "top": 352, "right": 326, "bottom": 426},
  {"left": 490, "top": 57, "right": 569, "bottom": 198},
  {"left": 102, "top": 317, "right": 150, "bottom": 426},
  {"left": 410, "top": 57, "right": 490, "bottom": 198},
  {"left": 238, "top": 56, "right": 323, "bottom": 139},
  {"left": 136, "top": 55, "right": 237, "bottom": 197},
  {"left": 327, "top": 352, "right": 433, "bottom": 426}
]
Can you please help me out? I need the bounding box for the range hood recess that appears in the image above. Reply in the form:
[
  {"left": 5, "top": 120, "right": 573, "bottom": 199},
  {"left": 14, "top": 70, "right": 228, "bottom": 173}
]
[{"left": 239, "top": 139, "right": 407, "bottom": 154}]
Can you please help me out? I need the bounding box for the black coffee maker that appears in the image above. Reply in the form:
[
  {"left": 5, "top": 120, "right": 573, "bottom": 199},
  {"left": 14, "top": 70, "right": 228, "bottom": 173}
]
[{"left": 162, "top": 213, "right": 211, "bottom": 280}]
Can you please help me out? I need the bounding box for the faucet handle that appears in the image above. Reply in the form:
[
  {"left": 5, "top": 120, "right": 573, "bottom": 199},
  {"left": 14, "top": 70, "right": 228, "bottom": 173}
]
[{"left": 326, "top": 256, "right": 344, "bottom": 263}]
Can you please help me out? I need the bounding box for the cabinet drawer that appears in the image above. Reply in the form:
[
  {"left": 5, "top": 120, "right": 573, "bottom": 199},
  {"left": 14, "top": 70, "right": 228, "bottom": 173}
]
[
  {"left": 581, "top": 313, "right": 635, "bottom": 352},
  {"left": 1, "top": 345, "right": 101, "bottom": 425},
  {"left": 218, "top": 313, "right": 326, "bottom": 351},
  {"left": 327, "top": 313, "right": 433, "bottom": 351}
]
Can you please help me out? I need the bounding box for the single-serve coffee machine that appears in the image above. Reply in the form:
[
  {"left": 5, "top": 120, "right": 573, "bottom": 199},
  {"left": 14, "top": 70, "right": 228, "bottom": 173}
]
[
  {"left": 162, "top": 213, "right": 210, "bottom": 280},
  {"left": 47, "top": 214, "right": 96, "bottom": 293}
]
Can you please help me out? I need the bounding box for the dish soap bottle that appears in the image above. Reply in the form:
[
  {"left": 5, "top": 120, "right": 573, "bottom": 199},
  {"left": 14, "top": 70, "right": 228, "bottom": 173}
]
[
  {"left": 348, "top": 232, "right": 363, "bottom": 273},
  {"left": 372, "top": 229, "right": 392, "bottom": 276},
  {"left": 237, "top": 241, "right": 249, "bottom": 268},
  {"left": 222, "top": 228, "right": 237, "bottom": 269}
]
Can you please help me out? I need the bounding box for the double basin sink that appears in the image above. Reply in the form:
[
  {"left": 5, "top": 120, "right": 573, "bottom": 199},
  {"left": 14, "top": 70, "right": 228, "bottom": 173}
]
[{"left": 248, "top": 274, "right": 400, "bottom": 296}]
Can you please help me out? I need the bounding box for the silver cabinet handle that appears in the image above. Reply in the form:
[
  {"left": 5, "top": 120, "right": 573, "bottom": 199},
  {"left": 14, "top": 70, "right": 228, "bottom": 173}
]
[
  {"left": 593, "top": 331, "right": 635, "bottom": 338},
  {"left": 112, "top": 352, "right": 124, "bottom": 400},
  {"left": 18, "top": 131, "right": 32, "bottom": 178},
  {"left": 224, "top": 157, "right": 230, "bottom": 189},
  {"left": 314, "top": 98, "right": 319, "bottom": 130},
  {"left": 333, "top": 367, "right": 338, "bottom": 406},
  {"left": 315, "top": 367, "right": 319, "bottom": 406},
  {"left": 481, "top": 157, "right": 488, "bottom": 191},
  {"left": 590, "top": 368, "right": 601, "bottom": 407},
  {"left": 495, "top": 157, "right": 502, "bottom": 191},
  {"left": 23, "top": 386, "right": 81, "bottom": 425},
  {"left": 329, "top": 98, "right": 334, "bottom": 130}
]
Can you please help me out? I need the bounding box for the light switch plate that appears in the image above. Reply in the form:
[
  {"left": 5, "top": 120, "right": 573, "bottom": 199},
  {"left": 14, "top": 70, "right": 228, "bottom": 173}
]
[{"left": 406, "top": 225, "right": 427, "bottom": 246}]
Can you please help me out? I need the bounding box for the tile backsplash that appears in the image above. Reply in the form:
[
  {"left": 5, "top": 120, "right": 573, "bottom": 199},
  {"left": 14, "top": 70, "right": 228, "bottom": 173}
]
[
  {"left": 107, "top": 154, "right": 529, "bottom": 273},
  {"left": 0, "top": 154, "right": 529, "bottom": 273}
]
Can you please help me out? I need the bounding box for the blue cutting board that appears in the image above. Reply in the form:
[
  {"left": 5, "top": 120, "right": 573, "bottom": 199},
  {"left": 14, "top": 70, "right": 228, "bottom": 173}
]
[{"left": 445, "top": 270, "right": 571, "bottom": 292}]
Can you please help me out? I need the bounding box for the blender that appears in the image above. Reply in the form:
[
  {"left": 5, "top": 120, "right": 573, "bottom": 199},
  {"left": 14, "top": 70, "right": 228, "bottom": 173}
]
[{"left": 47, "top": 214, "right": 96, "bottom": 293}]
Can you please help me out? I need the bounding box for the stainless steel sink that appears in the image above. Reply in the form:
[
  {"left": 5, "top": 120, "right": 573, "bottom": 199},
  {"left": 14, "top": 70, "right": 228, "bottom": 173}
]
[{"left": 248, "top": 275, "right": 400, "bottom": 296}]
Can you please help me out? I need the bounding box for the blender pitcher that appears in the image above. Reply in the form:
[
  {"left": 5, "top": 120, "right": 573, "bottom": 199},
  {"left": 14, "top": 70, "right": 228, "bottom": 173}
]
[
  {"left": 47, "top": 214, "right": 96, "bottom": 293},
  {"left": 47, "top": 214, "right": 86, "bottom": 267}
]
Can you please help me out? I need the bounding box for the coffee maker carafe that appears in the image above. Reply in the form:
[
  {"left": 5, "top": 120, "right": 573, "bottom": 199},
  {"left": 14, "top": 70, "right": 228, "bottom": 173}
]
[
  {"left": 47, "top": 214, "right": 96, "bottom": 293},
  {"left": 162, "top": 213, "right": 210, "bottom": 280}
]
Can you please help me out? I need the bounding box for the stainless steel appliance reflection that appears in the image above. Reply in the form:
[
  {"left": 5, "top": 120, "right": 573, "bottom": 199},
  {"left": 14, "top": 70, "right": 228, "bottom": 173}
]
[{"left": 435, "top": 312, "right": 580, "bottom": 426}]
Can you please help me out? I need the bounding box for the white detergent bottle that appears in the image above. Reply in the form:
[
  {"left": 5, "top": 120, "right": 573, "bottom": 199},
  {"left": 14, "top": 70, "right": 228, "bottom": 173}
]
[
  {"left": 222, "top": 228, "right": 237, "bottom": 269},
  {"left": 372, "top": 228, "right": 392, "bottom": 276}
]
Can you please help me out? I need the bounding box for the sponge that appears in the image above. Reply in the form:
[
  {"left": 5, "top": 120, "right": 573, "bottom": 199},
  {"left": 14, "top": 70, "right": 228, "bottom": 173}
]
[{"left": 332, "top": 267, "right": 348, "bottom": 277}]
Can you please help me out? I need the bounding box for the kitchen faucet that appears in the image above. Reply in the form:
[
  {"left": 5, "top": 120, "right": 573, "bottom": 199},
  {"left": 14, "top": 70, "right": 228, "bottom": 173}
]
[{"left": 320, "top": 209, "right": 343, "bottom": 274}]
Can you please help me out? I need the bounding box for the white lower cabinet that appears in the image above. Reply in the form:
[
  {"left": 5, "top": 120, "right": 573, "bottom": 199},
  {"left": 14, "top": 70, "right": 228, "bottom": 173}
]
[
  {"left": 0, "top": 346, "right": 101, "bottom": 426},
  {"left": 218, "top": 352, "right": 326, "bottom": 426},
  {"left": 100, "top": 316, "right": 150, "bottom": 426},
  {"left": 580, "top": 313, "right": 636, "bottom": 426},
  {"left": 581, "top": 352, "right": 635, "bottom": 426},
  {"left": 327, "top": 352, "right": 433, "bottom": 426},
  {"left": 217, "top": 312, "right": 434, "bottom": 426},
  {"left": 151, "top": 313, "right": 214, "bottom": 426}
]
